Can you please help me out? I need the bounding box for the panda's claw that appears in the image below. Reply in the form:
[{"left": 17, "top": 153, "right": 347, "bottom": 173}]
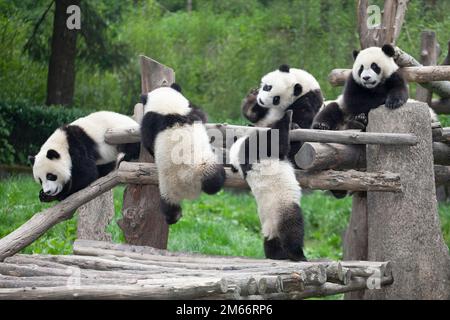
[
  {"left": 386, "top": 96, "right": 406, "bottom": 109},
  {"left": 312, "top": 122, "right": 331, "bottom": 130},
  {"left": 354, "top": 113, "right": 368, "bottom": 126}
]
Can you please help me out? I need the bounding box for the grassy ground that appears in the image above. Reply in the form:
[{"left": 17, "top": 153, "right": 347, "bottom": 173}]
[{"left": 2, "top": 175, "right": 450, "bottom": 261}]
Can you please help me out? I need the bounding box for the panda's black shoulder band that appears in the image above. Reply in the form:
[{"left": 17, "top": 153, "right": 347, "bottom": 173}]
[{"left": 279, "top": 64, "right": 290, "bottom": 73}]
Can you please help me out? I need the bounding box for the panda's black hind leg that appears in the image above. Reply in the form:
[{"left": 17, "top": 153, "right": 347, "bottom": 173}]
[
  {"left": 201, "top": 164, "right": 226, "bottom": 195},
  {"left": 160, "top": 196, "right": 182, "bottom": 225},
  {"left": 279, "top": 204, "right": 307, "bottom": 262},
  {"left": 264, "top": 237, "right": 289, "bottom": 260}
]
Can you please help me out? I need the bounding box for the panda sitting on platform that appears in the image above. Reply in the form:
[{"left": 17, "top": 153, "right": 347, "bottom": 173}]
[
  {"left": 230, "top": 112, "right": 306, "bottom": 261},
  {"left": 242, "top": 64, "right": 323, "bottom": 129},
  {"left": 312, "top": 44, "right": 409, "bottom": 130},
  {"left": 140, "top": 84, "right": 226, "bottom": 225},
  {"left": 31, "top": 111, "right": 140, "bottom": 202}
]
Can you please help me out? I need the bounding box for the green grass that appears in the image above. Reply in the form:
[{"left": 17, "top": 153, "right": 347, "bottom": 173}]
[{"left": 0, "top": 175, "right": 449, "bottom": 262}]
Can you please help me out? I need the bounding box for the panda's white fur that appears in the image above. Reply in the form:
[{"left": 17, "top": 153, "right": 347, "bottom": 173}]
[
  {"left": 352, "top": 47, "right": 399, "bottom": 89},
  {"left": 33, "top": 111, "right": 139, "bottom": 199},
  {"left": 230, "top": 137, "right": 301, "bottom": 240},
  {"left": 255, "top": 67, "right": 321, "bottom": 127},
  {"left": 141, "top": 85, "right": 225, "bottom": 224}
]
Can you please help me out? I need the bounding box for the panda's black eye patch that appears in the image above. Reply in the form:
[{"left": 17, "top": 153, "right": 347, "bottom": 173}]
[
  {"left": 358, "top": 65, "right": 364, "bottom": 77},
  {"left": 46, "top": 149, "right": 60, "bottom": 160},
  {"left": 263, "top": 85, "right": 272, "bottom": 92},
  {"left": 46, "top": 173, "right": 57, "bottom": 181},
  {"left": 273, "top": 96, "right": 280, "bottom": 105},
  {"left": 371, "top": 63, "right": 381, "bottom": 74}
]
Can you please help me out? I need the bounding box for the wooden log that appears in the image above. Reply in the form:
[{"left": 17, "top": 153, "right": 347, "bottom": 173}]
[
  {"left": 77, "top": 190, "right": 114, "bottom": 241},
  {"left": 366, "top": 101, "right": 450, "bottom": 299},
  {"left": 328, "top": 66, "right": 450, "bottom": 87},
  {"left": 117, "top": 161, "right": 402, "bottom": 192},
  {"left": 0, "top": 280, "right": 229, "bottom": 300},
  {"left": 431, "top": 99, "right": 450, "bottom": 114},
  {"left": 118, "top": 55, "right": 173, "bottom": 249},
  {"left": 433, "top": 142, "right": 450, "bottom": 165},
  {"left": 325, "top": 262, "right": 352, "bottom": 285},
  {"left": 435, "top": 165, "right": 450, "bottom": 186},
  {"left": 296, "top": 142, "right": 365, "bottom": 170},
  {"left": 105, "top": 125, "right": 140, "bottom": 144},
  {"left": 105, "top": 124, "right": 419, "bottom": 146},
  {"left": 0, "top": 171, "right": 120, "bottom": 262}
]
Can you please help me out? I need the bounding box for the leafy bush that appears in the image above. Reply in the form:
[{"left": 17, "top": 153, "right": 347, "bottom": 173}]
[{"left": 0, "top": 101, "right": 89, "bottom": 165}]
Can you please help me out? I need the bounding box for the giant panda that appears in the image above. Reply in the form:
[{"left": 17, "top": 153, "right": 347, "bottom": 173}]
[
  {"left": 141, "top": 84, "right": 226, "bottom": 225},
  {"left": 312, "top": 44, "right": 409, "bottom": 130},
  {"left": 230, "top": 112, "right": 306, "bottom": 261},
  {"left": 31, "top": 111, "right": 140, "bottom": 202},
  {"left": 242, "top": 64, "right": 323, "bottom": 129}
]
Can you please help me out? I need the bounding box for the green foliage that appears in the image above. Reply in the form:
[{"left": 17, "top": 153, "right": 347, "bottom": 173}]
[{"left": 0, "top": 101, "right": 88, "bottom": 165}]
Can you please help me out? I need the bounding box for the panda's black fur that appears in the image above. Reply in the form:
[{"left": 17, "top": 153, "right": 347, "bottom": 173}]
[
  {"left": 141, "top": 84, "right": 226, "bottom": 225},
  {"left": 313, "top": 44, "right": 409, "bottom": 131},
  {"left": 230, "top": 112, "right": 306, "bottom": 261}
]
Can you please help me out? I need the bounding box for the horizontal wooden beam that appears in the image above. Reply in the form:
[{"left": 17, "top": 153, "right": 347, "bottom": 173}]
[
  {"left": 431, "top": 99, "right": 450, "bottom": 115},
  {"left": 105, "top": 124, "right": 418, "bottom": 146},
  {"left": 328, "top": 66, "right": 450, "bottom": 87},
  {"left": 117, "top": 161, "right": 402, "bottom": 193}
]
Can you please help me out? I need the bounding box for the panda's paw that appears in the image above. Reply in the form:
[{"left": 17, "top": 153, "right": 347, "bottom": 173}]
[
  {"left": 312, "top": 122, "right": 331, "bottom": 130},
  {"left": 386, "top": 96, "right": 406, "bottom": 109},
  {"left": 160, "top": 198, "right": 182, "bottom": 224},
  {"left": 39, "top": 190, "right": 57, "bottom": 203},
  {"left": 290, "top": 123, "right": 300, "bottom": 130},
  {"left": 354, "top": 113, "right": 368, "bottom": 126}
]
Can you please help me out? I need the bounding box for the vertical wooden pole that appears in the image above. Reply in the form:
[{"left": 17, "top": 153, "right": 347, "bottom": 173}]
[
  {"left": 365, "top": 102, "right": 450, "bottom": 299},
  {"left": 118, "top": 56, "right": 175, "bottom": 248},
  {"left": 416, "top": 31, "right": 437, "bottom": 104},
  {"left": 77, "top": 191, "right": 114, "bottom": 241}
]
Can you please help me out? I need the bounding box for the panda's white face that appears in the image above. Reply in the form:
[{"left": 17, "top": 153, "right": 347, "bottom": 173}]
[
  {"left": 257, "top": 70, "right": 299, "bottom": 110},
  {"left": 352, "top": 47, "right": 399, "bottom": 89},
  {"left": 32, "top": 129, "right": 72, "bottom": 197}
]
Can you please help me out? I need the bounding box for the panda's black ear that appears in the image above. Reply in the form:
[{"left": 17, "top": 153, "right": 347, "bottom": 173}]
[
  {"left": 170, "top": 83, "right": 182, "bottom": 93},
  {"left": 140, "top": 94, "right": 148, "bottom": 105},
  {"left": 293, "top": 83, "right": 302, "bottom": 96},
  {"left": 382, "top": 44, "right": 396, "bottom": 57},
  {"left": 46, "top": 149, "right": 60, "bottom": 160},
  {"left": 352, "top": 50, "right": 360, "bottom": 60},
  {"left": 28, "top": 155, "right": 35, "bottom": 165},
  {"left": 279, "top": 64, "right": 290, "bottom": 73}
]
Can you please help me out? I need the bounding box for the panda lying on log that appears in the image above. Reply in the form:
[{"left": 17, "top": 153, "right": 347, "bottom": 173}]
[
  {"left": 31, "top": 111, "right": 140, "bottom": 202},
  {"left": 241, "top": 65, "right": 323, "bottom": 166},
  {"left": 230, "top": 112, "right": 306, "bottom": 261},
  {"left": 140, "top": 84, "right": 226, "bottom": 225}
]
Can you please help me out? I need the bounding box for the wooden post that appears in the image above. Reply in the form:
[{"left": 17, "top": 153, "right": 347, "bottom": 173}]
[
  {"left": 117, "top": 56, "right": 175, "bottom": 248},
  {"left": 77, "top": 191, "right": 114, "bottom": 241},
  {"left": 365, "top": 102, "right": 450, "bottom": 299},
  {"left": 416, "top": 31, "right": 437, "bottom": 104}
]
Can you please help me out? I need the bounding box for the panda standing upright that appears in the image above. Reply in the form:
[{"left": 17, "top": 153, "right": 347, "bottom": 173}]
[
  {"left": 313, "top": 44, "right": 409, "bottom": 130},
  {"left": 140, "top": 84, "right": 226, "bottom": 225},
  {"left": 230, "top": 112, "right": 306, "bottom": 261}
]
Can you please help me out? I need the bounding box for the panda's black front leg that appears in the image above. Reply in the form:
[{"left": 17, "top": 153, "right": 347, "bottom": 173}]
[
  {"left": 385, "top": 71, "right": 409, "bottom": 109},
  {"left": 160, "top": 196, "right": 182, "bottom": 225},
  {"left": 264, "top": 237, "right": 289, "bottom": 260},
  {"left": 312, "top": 102, "right": 343, "bottom": 131}
]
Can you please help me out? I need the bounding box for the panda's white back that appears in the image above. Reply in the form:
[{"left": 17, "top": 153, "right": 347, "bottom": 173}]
[{"left": 71, "top": 111, "right": 138, "bottom": 164}]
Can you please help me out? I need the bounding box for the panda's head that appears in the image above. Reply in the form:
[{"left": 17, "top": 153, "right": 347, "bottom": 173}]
[
  {"left": 31, "top": 131, "right": 72, "bottom": 199},
  {"left": 143, "top": 84, "right": 191, "bottom": 116},
  {"left": 352, "top": 44, "right": 399, "bottom": 89},
  {"left": 256, "top": 65, "right": 303, "bottom": 110}
]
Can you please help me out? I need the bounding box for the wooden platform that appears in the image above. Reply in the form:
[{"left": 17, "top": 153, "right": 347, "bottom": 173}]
[{"left": 0, "top": 240, "right": 393, "bottom": 300}]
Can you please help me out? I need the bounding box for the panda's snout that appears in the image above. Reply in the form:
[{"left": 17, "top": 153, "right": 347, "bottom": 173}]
[{"left": 362, "top": 76, "right": 371, "bottom": 81}]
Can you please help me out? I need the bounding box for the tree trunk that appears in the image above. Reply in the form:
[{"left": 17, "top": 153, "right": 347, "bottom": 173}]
[
  {"left": 46, "top": 0, "right": 80, "bottom": 106},
  {"left": 365, "top": 102, "right": 450, "bottom": 299}
]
